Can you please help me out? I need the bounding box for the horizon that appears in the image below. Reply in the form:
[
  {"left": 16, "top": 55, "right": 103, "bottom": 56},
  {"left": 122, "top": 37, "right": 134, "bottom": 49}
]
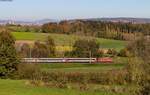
[
  {"left": 2, "top": 17, "right": 150, "bottom": 22},
  {"left": 0, "top": 0, "right": 150, "bottom": 21}
]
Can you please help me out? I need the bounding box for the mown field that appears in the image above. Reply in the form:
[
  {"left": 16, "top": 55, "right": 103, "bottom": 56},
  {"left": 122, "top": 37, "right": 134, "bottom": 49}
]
[
  {"left": 0, "top": 79, "right": 139, "bottom": 95},
  {"left": 12, "top": 32, "right": 126, "bottom": 50},
  {"left": 34, "top": 63, "right": 125, "bottom": 72}
]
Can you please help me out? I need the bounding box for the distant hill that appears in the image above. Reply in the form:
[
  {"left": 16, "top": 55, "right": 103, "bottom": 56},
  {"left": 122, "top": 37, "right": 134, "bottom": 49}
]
[
  {"left": 83, "top": 17, "right": 150, "bottom": 23},
  {"left": 1, "top": 17, "right": 150, "bottom": 25},
  {"left": 0, "top": 19, "right": 58, "bottom": 25},
  {"left": 34, "top": 19, "right": 58, "bottom": 24}
]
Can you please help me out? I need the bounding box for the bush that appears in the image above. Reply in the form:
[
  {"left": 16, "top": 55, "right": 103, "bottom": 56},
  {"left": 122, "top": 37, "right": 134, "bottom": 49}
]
[
  {"left": 119, "top": 49, "right": 131, "bottom": 57},
  {"left": 18, "top": 63, "right": 41, "bottom": 80},
  {"left": 41, "top": 71, "right": 129, "bottom": 85},
  {"left": 107, "top": 49, "right": 118, "bottom": 56},
  {"left": 141, "top": 84, "right": 150, "bottom": 95},
  {"left": 97, "top": 50, "right": 104, "bottom": 57},
  {"left": 64, "top": 51, "right": 73, "bottom": 57}
]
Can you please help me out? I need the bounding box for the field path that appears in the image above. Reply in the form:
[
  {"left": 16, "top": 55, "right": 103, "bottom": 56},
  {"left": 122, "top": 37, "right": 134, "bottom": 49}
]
[{"left": 15, "top": 40, "right": 45, "bottom": 44}]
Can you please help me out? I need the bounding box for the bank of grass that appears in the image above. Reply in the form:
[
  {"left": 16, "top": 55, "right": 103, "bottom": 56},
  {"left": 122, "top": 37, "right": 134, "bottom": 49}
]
[
  {"left": 0, "top": 79, "right": 139, "bottom": 95},
  {"left": 33, "top": 63, "right": 125, "bottom": 72},
  {"left": 12, "top": 32, "right": 126, "bottom": 50}
]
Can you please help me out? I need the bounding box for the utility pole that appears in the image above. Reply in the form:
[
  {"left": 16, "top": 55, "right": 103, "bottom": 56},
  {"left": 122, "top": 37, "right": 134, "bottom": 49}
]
[
  {"left": 29, "top": 47, "right": 32, "bottom": 64},
  {"left": 89, "top": 51, "right": 92, "bottom": 64}
]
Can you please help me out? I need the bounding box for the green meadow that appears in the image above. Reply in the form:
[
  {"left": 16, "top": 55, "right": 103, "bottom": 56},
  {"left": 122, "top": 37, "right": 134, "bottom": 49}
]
[
  {"left": 0, "top": 79, "right": 138, "bottom": 95},
  {"left": 12, "top": 32, "right": 126, "bottom": 50},
  {"left": 34, "top": 63, "right": 124, "bottom": 72}
]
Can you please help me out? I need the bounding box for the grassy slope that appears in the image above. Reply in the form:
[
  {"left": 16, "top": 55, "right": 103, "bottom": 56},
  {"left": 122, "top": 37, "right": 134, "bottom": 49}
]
[
  {"left": 34, "top": 63, "right": 124, "bottom": 72},
  {"left": 12, "top": 32, "right": 126, "bottom": 50},
  {"left": 0, "top": 79, "right": 126, "bottom": 95}
]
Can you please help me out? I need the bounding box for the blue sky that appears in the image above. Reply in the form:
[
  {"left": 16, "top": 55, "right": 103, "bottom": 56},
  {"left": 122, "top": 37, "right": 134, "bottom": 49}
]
[{"left": 0, "top": 0, "right": 150, "bottom": 21}]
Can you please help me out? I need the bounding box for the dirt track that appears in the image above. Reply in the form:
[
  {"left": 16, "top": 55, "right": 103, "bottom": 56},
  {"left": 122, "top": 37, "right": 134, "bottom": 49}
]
[{"left": 15, "top": 40, "right": 45, "bottom": 44}]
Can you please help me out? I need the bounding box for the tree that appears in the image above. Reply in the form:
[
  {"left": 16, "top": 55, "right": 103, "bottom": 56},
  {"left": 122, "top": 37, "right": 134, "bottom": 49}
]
[
  {"left": 0, "top": 30, "right": 20, "bottom": 78},
  {"left": 32, "top": 41, "right": 49, "bottom": 58},
  {"left": 72, "top": 39, "right": 100, "bottom": 57},
  {"left": 42, "top": 23, "right": 58, "bottom": 33},
  {"left": 20, "top": 43, "right": 31, "bottom": 58},
  {"left": 127, "top": 36, "right": 150, "bottom": 61},
  {"left": 46, "top": 36, "right": 56, "bottom": 57},
  {"left": 126, "top": 36, "right": 150, "bottom": 85}
]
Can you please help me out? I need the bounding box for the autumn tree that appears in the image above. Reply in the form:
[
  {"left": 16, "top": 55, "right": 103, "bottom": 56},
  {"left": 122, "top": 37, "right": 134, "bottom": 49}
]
[
  {"left": 20, "top": 43, "right": 31, "bottom": 58},
  {"left": 31, "top": 41, "right": 49, "bottom": 58},
  {"left": 42, "top": 23, "right": 58, "bottom": 33},
  {"left": 72, "top": 39, "right": 100, "bottom": 57},
  {"left": 46, "top": 36, "right": 56, "bottom": 57}
]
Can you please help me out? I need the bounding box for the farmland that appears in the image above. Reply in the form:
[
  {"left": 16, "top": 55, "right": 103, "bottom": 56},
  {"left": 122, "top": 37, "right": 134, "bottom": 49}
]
[
  {"left": 12, "top": 32, "right": 126, "bottom": 50},
  {"left": 1, "top": 0, "right": 150, "bottom": 94},
  {"left": 0, "top": 79, "right": 139, "bottom": 95},
  {"left": 0, "top": 28, "right": 145, "bottom": 95}
]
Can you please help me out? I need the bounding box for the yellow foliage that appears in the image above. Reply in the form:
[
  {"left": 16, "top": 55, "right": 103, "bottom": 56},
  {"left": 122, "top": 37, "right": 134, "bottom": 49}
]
[{"left": 56, "top": 46, "right": 73, "bottom": 52}]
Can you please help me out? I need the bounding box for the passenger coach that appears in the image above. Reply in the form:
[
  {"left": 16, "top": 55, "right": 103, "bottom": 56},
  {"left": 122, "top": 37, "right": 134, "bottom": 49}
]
[{"left": 22, "top": 57, "right": 114, "bottom": 63}]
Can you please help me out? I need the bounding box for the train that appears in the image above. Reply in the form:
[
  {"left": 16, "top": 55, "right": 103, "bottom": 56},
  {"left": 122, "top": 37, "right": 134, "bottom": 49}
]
[{"left": 22, "top": 57, "right": 114, "bottom": 63}]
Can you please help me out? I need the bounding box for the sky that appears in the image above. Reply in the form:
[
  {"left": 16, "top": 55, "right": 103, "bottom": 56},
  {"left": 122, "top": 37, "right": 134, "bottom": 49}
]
[{"left": 0, "top": 0, "right": 150, "bottom": 21}]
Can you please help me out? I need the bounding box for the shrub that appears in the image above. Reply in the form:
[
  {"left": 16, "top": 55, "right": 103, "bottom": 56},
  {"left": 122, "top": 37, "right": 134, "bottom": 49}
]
[
  {"left": 18, "top": 63, "right": 41, "bottom": 80},
  {"left": 141, "top": 84, "right": 150, "bottom": 95},
  {"left": 41, "top": 71, "right": 129, "bottom": 85},
  {"left": 64, "top": 51, "right": 73, "bottom": 57},
  {"left": 107, "top": 49, "right": 118, "bottom": 56},
  {"left": 119, "top": 49, "right": 131, "bottom": 57},
  {"left": 97, "top": 50, "right": 104, "bottom": 57},
  {"left": 55, "top": 77, "right": 69, "bottom": 88}
]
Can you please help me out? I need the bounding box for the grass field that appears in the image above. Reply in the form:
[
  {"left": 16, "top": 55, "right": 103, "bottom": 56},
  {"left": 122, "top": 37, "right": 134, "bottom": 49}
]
[
  {"left": 34, "top": 63, "right": 125, "bottom": 72},
  {"left": 12, "top": 32, "right": 126, "bottom": 50},
  {"left": 0, "top": 79, "right": 138, "bottom": 95}
]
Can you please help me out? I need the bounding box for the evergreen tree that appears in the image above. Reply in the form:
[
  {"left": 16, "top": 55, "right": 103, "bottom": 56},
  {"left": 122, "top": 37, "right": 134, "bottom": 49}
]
[{"left": 0, "top": 30, "right": 20, "bottom": 78}]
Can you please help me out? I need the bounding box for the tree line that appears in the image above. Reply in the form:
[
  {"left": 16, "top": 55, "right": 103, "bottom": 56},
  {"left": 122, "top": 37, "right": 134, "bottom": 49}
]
[
  {"left": 42, "top": 20, "right": 150, "bottom": 40},
  {"left": 6, "top": 20, "right": 150, "bottom": 41}
]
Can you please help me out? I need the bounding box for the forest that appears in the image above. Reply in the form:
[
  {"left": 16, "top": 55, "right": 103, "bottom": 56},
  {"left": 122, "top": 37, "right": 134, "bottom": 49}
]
[{"left": 41, "top": 20, "right": 150, "bottom": 40}]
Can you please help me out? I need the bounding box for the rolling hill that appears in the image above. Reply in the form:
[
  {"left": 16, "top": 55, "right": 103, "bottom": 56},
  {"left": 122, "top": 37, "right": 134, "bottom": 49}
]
[{"left": 12, "top": 32, "right": 126, "bottom": 50}]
